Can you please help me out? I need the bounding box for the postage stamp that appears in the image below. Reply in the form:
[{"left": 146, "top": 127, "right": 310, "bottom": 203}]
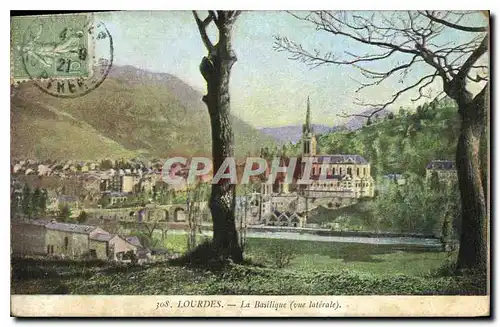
[
  {"left": 9, "top": 10, "right": 490, "bottom": 318},
  {"left": 11, "top": 13, "right": 113, "bottom": 98}
]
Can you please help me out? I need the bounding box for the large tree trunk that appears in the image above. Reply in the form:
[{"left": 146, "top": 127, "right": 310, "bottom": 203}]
[
  {"left": 199, "top": 16, "right": 243, "bottom": 263},
  {"left": 455, "top": 87, "right": 488, "bottom": 272}
]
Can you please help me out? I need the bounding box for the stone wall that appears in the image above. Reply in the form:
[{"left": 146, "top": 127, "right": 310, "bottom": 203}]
[
  {"left": 45, "top": 229, "right": 89, "bottom": 258},
  {"left": 11, "top": 222, "right": 46, "bottom": 256},
  {"left": 109, "top": 236, "right": 137, "bottom": 260},
  {"left": 88, "top": 239, "right": 108, "bottom": 260}
]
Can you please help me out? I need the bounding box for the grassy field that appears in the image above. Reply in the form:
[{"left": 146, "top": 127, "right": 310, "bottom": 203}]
[
  {"left": 165, "top": 234, "right": 448, "bottom": 277},
  {"left": 11, "top": 234, "right": 486, "bottom": 295},
  {"left": 11, "top": 256, "right": 485, "bottom": 295}
]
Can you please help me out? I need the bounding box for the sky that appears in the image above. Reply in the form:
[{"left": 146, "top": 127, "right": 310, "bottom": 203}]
[{"left": 97, "top": 11, "right": 488, "bottom": 128}]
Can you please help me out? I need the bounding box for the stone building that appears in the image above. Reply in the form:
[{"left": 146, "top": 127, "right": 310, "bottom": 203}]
[
  {"left": 80, "top": 173, "right": 101, "bottom": 198},
  {"left": 11, "top": 220, "right": 139, "bottom": 260},
  {"left": 100, "top": 192, "right": 129, "bottom": 207},
  {"left": 426, "top": 160, "right": 457, "bottom": 184},
  {"left": 100, "top": 173, "right": 141, "bottom": 193}
]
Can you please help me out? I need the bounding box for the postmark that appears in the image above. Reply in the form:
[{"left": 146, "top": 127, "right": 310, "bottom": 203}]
[{"left": 11, "top": 13, "right": 113, "bottom": 98}]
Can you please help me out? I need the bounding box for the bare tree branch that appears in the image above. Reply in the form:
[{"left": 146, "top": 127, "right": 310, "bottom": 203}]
[
  {"left": 192, "top": 11, "right": 215, "bottom": 54},
  {"left": 208, "top": 10, "right": 218, "bottom": 26},
  {"left": 275, "top": 11, "right": 488, "bottom": 120},
  {"left": 457, "top": 35, "right": 488, "bottom": 78},
  {"left": 423, "top": 10, "right": 488, "bottom": 32},
  {"left": 349, "top": 73, "right": 439, "bottom": 116}
]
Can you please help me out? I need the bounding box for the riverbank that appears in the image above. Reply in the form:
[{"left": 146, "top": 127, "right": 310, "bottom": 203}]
[
  {"left": 167, "top": 223, "right": 440, "bottom": 241},
  {"left": 166, "top": 229, "right": 443, "bottom": 250},
  {"left": 246, "top": 225, "right": 439, "bottom": 239}
]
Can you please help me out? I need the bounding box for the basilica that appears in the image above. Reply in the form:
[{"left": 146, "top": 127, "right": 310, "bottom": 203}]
[
  {"left": 297, "top": 97, "right": 375, "bottom": 200},
  {"left": 249, "top": 97, "right": 375, "bottom": 228}
]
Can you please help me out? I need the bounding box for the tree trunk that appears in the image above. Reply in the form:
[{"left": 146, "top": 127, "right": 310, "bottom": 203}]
[
  {"left": 455, "top": 88, "right": 488, "bottom": 272},
  {"left": 200, "top": 16, "right": 243, "bottom": 263}
]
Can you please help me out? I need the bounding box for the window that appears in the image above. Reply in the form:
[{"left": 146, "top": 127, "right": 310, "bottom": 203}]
[
  {"left": 347, "top": 167, "right": 352, "bottom": 175},
  {"left": 363, "top": 168, "right": 367, "bottom": 175},
  {"left": 64, "top": 237, "right": 69, "bottom": 251},
  {"left": 332, "top": 167, "right": 336, "bottom": 175},
  {"left": 357, "top": 168, "right": 360, "bottom": 176},
  {"left": 339, "top": 167, "right": 343, "bottom": 175},
  {"left": 89, "top": 249, "right": 97, "bottom": 259}
]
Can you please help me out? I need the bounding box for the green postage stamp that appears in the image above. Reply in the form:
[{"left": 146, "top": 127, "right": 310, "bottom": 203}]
[{"left": 11, "top": 13, "right": 113, "bottom": 97}]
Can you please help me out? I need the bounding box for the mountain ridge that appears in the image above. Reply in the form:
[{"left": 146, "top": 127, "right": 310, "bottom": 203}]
[
  {"left": 10, "top": 65, "right": 276, "bottom": 161},
  {"left": 259, "top": 109, "right": 391, "bottom": 144},
  {"left": 259, "top": 124, "right": 340, "bottom": 144}
]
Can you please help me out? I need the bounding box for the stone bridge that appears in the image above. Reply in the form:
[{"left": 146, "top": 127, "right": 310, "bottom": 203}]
[{"left": 85, "top": 202, "right": 209, "bottom": 225}]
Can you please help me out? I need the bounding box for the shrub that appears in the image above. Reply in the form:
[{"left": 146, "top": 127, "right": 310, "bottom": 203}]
[{"left": 266, "top": 240, "right": 297, "bottom": 268}]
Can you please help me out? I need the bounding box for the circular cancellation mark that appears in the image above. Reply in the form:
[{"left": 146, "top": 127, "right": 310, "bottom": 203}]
[{"left": 21, "top": 17, "right": 113, "bottom": 98}]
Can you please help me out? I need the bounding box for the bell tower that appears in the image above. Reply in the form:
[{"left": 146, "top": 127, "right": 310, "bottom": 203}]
[{"left": 302, "top": 96, "right": 317, "bottom": 157}]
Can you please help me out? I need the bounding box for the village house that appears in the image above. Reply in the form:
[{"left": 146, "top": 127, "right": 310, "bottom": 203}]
[
  {"left": 100, "top": 173, "right": 141, "bottom": 194},
  {"left": 81, "top": 173, "right": 101, "bottom": 192},
  {"left": 11, "top": 220, "right": 140, "bottom": 261},
  {"left": 122, "top": 174, "right": 141, "bottom": 193},
  {"left": 426, "top": 160, "right": 457, "bottom": 184},
  {"left": 137, "top": 175, "right": 155, "bottom": 194},
  {"left": 100, "top": 192, "right": 130, "bottom": 207},
  {"left": 47, "top": 194, "right": 81, "bottom": 212},
  {"left": 37, "top": 164, "right": 52, "bottom": 176}
]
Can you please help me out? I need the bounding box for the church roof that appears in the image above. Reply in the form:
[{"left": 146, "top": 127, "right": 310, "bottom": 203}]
[
  {"left": 426, "top": 160, "right": 455, "bottom": 170},
  {"left": 313, "top": 155, "right": 368, "bottom": 164}
]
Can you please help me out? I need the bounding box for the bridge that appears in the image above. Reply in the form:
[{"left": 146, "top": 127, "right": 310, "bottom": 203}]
[{"left": 85, "top": 202, "right": 209, "bottom": 224}]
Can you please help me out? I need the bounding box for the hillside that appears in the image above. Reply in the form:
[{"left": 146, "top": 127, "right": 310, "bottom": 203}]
[
  {"left": 259, "top": 109, "right": 391, "bottom": 144},
  {"left": 280, "top": 100, "right": 461, "bottom": 177},
  {"left": 10, "top": 65, "right": 275, "bottom": 161},
  {"left": 343, "top": 109, "right": 391, "bottom": 131},
  {"left": 316, "top": 102, "right": 460, "bottom": 177}
]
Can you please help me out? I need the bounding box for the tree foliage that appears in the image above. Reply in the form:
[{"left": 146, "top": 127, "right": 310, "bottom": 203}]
[
  {"left": 77, "top": 211, "right": 88, "bottom": 224},
  {"left": 375, "top": 174, "right": 460, "bottom": 235},
  {"left": 286, "top": 100, "right": 459, "bottom": 178},
  {"left": 58, "top": 205, "right": 72, "bottom": 222},
  {"left": 21, "top": 184, "right": 32, "bottom": 218}
]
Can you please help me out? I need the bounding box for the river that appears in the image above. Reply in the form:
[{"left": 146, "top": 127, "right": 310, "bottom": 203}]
[{"left": 166, "top": 229, "right": 442, "bottom": 248}]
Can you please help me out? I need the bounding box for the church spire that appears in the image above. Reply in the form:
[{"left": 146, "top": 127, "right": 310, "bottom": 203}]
[
  {"left": 305, "top": 96, "right": 311, "bottom": 133},
  {"left": 302, "top": 96, "right": 317, "bottom": 157},
  {"left": 303, "top": 96, "right": 313, "bottom": 135}
]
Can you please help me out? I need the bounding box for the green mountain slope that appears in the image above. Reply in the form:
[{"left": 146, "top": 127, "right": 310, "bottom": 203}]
[
  {"left": 10, "top": 65, "right": 275, "bottom": 161},
  {"left": 282, "top": 100, "right": 461, "bottom": 177},
  {"left": 321, "top": 102, "right": 460, "bottom": 177}
]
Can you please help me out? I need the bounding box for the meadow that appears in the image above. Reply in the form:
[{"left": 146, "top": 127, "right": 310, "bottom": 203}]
[
  {"left": 11, "top": 233, "right": 486, "bottom": 295},
  {"left": 165, "top": 234, "right": 449, "bottom": 276}
]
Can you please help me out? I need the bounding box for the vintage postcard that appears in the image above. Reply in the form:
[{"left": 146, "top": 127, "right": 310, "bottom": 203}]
[{"left": 10, "top": 10, "right": 490, "bottom": 317}]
